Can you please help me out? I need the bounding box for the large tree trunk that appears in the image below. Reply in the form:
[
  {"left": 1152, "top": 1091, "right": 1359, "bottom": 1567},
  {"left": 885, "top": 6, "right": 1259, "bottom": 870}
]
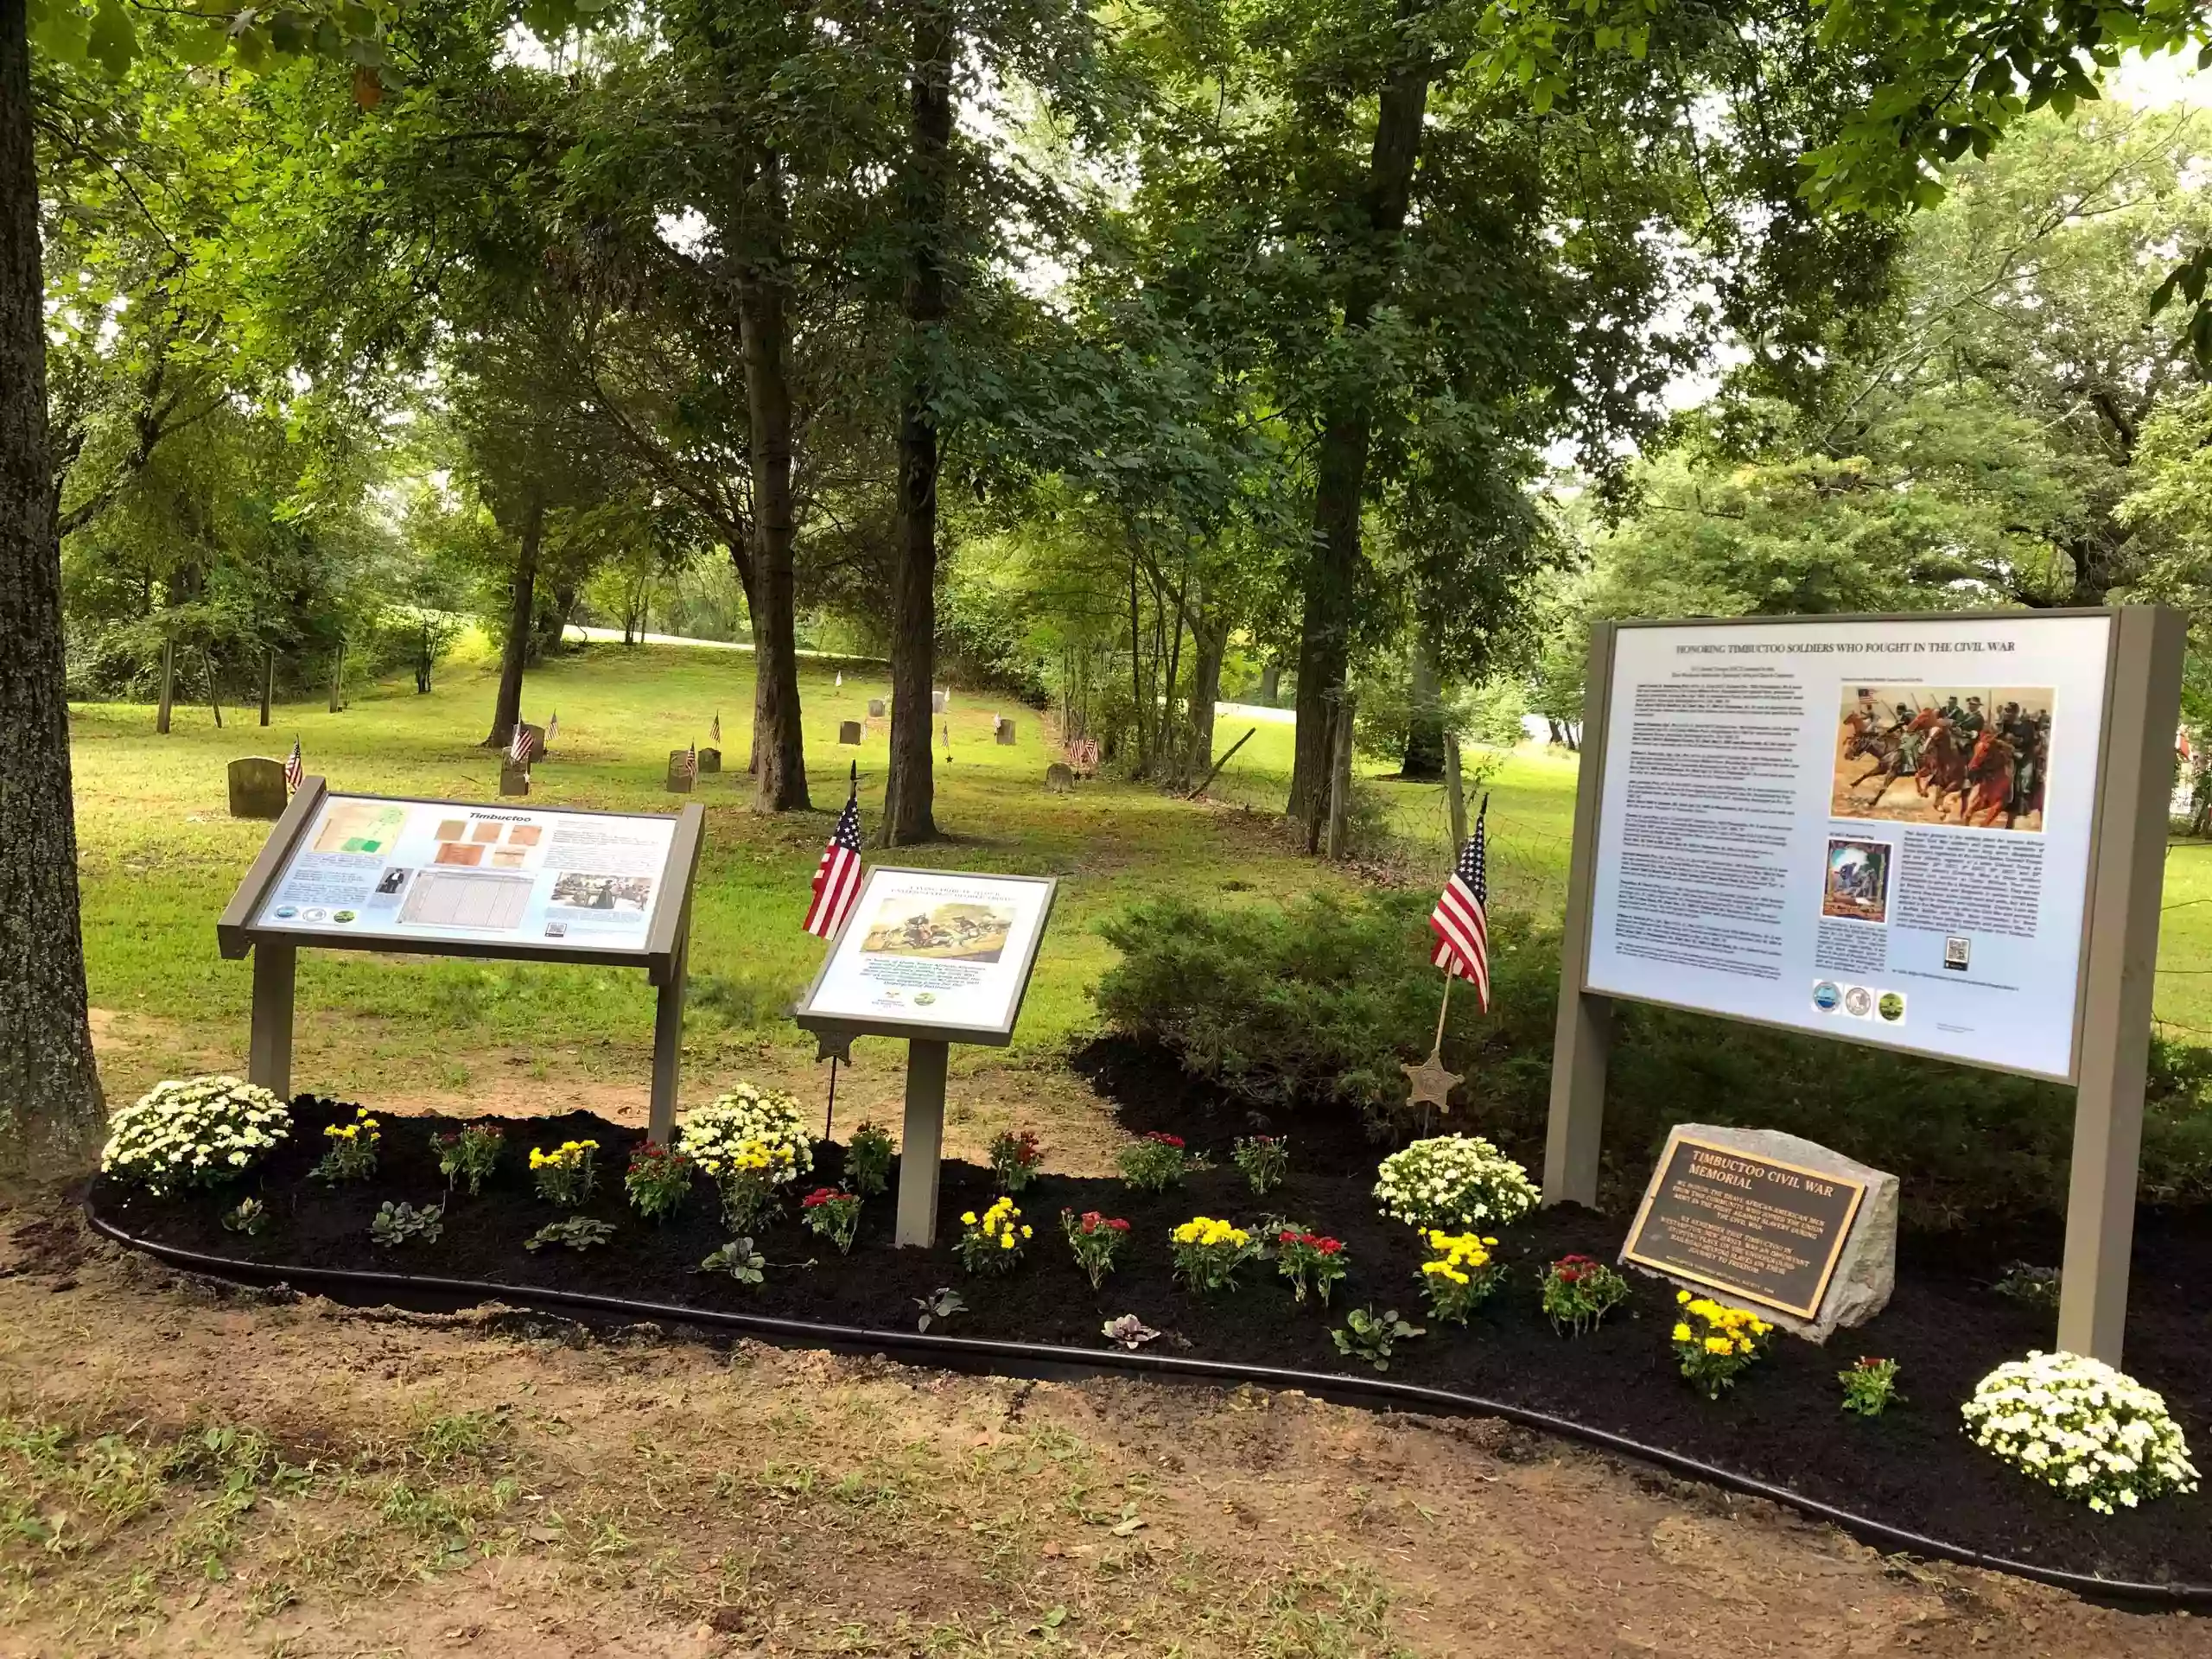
[
  {"left": 1401, "top": 639, "right": 1445, "bottom": 779},
  {"left": 881, "top": 0, "right": 954, "bottom": 846},
  {"left": 737, "top": 151, "right": 811, "bottom": 814},
  {"left": 1258, "top": 657, "right": 1281, "bottom": 706},
  {"left": 484, "top": 484, "right": 543, "bottom": 748},
  {"left": 1188, "top": 616, "right": 1225, "bottom": 782},
  {"left": 1286, "top": 4, "right": 1435, "bottom": 841},
  {"left": 156, "top": 633, "right": 175, "bottom": 734},
  {"left": 0, "top": 0, "right": 105, "bottom": 1180}
]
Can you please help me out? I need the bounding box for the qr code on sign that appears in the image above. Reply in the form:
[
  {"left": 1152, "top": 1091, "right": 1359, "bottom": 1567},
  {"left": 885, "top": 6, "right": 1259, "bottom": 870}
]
[{"left": 1943, "top": 936, "right": 1971, "bottom": 971}]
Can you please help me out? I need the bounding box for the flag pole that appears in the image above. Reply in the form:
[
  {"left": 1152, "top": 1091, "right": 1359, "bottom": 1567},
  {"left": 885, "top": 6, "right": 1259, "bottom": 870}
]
[{"left": 824, "top": 1056, "right": 839, "bottom": 1144}]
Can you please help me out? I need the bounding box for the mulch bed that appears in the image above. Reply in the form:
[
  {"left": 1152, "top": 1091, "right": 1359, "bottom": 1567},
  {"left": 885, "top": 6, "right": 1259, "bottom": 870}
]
[{"left": 91, "top": 1094, "right": 2212, "bottom": 1590}]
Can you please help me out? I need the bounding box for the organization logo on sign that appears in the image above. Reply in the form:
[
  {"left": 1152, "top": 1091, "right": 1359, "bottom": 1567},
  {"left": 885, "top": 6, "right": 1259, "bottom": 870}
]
[
  {"left": 1878, "top": 991, "right": 1906, "bottom": 1023},
  {"left": 1944, "top": 936, "right": 1972, "bottom": 971},
  {"left": 1842, "top": 986, "right": 1874, "bottom": 1018},
  {"left": 1811, "top": 980, "right": 1841, "bottom": 1013}
]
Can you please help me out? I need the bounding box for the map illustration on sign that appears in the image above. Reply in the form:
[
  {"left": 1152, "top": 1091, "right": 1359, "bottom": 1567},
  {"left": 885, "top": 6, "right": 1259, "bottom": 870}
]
[{"left": 254, "top": 793, "right": 678, "bottom": 953}]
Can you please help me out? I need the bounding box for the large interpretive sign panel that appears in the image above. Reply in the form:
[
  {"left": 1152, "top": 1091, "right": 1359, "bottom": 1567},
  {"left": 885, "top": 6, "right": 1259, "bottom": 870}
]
[
  {"left": 799, "top": 867, "right": 1056, "bottom": 1044},
  {"left": 1583, "top": 613, "right": 2114, "bottom": 1080},
  {"left": 252, "top": 793, "right": 678, "bottom": 954}
]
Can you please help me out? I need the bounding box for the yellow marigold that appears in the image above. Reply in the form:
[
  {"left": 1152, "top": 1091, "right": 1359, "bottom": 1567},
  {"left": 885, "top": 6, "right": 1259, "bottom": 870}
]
[
  {"left": 1672, "top": 1322, "right": 1692, "bottom": 1342},
  {"left": 1703, "top": 1336, "right": 1732, "bottom": 1356},
  {"left": 961, "top": 1211, "right": 978, "bottom": 1225}
]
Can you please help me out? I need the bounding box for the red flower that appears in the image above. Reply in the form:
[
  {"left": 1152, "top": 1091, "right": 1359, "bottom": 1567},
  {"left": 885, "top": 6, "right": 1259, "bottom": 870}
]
[
  {"left": 1146, "top": 1132, "right": 1185, "bottom": 1148},
  {"left": 1107, "top": 1217, "right": 1129, "bottom": 1233},
  {"left": 1073, "top": 1210, "right": 1131, "bottom": 1236},
  {"left": 1278, "top": 1230, "right": 1300, "bottom": 1245},
  {"left": 802, "top": 1186, "right": 851, "bottom": 1208},
  {"left": 1313, "top": 1237, "right": 1343, "bottom": 1255}
]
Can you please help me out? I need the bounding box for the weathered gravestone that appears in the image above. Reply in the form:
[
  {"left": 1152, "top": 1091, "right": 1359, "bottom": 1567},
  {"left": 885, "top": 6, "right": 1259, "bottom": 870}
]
[
  {"left": 519, "top": 722, "right": 546, "bottom": 763},
  {"left": 839, "top": 721, "right": 863, "bottom": 745},
  {"left": 868, "top": 698, "right": 887, "bottom": 718},
  {"left": 665, "top": 751, "right": 695, "bottom": 793},
  {"left": 1045, "top": 762, "right": 1076, "bottom": 794},
  {"left": 995, "top": 717, "right": 1016, "bottom": 746},
  {"left": 499, "top": 760, "right": 531, "bottom": 798},
  {"left": 697, "top": 747, "right": 721, "bottom": 774},
  {"left": 227, "top": 757, "right": 288, "bottom": 821},
  {"left": 1619, "top": 1123, "right": 1897, "bottom": 1343},
  {"left": 931, "top": 690, "right": 948, "bottom": 714}
]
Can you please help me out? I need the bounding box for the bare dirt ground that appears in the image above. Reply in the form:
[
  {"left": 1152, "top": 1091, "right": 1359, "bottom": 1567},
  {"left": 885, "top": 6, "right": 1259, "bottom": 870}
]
[{"left": 4, "top": 1195, "right": 2209, "bottom": 1658}]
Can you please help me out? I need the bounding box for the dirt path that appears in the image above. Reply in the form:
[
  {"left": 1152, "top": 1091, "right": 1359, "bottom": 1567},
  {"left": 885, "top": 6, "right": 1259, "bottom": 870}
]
[{"left": 2, "top": 1194, "right": 2205, "bottom": 1659}]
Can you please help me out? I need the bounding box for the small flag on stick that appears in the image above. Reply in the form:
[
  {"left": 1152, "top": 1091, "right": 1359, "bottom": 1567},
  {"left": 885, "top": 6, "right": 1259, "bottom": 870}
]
[
  {"left": 683, "top": 741, "right": 698, "bottom": 780},
  {"left": 283, "top": 738, "right": 304, "bottom": 793},
  {"left": 804, "top": 765, "right": 865, "bottom": 938},
  {"left": 1429, "top": 796, "right": 1491, "bottom": 1011},
  {"left": 546, "top": 712, "right": 558, "bottom": 745},
  {"left": 508, "top": 722, "right": 533, "bottom": 766},
  {"left": 711, "top": 711, "right": 721, "bottom": 746}
]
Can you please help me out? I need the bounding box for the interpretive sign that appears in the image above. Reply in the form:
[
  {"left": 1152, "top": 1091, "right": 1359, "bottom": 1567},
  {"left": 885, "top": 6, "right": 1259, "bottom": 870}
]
[
  {"left": 1547, "top": 606, "right": 2187, "bottom": 1365},
  {"left": 798, "top": 867, "right": 1055, "bottom": 1043},
  {"left": 1583, "top": 612, "right": 2112, "bottom": 1080},
  {"left": 219, "top": 779, "right": 705, "bottom": 1139},
  {"left": 245, "top": 792, "right": 677, "bottom": 956},
  {"left": 1624, "top": 1135, "right": 1866, "bottom": 1321},
  {"left": 795, "top": 867, "right": 1056, "bottom": 1249}
]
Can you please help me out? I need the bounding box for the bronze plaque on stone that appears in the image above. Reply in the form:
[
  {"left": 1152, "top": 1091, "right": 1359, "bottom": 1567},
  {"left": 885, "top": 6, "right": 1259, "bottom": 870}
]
[
  {"left": 1623, "top": 1135, "right": 1866, "bottom": 1320},
  {"left": 839, "top": 721, "right": 862, "bottom": 745}
]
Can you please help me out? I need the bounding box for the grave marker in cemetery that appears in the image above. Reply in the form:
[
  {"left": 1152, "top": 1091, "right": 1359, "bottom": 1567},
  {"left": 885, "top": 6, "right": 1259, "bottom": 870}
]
[
  {"left": 698, "top": 747, "right": 721, "bottom": 775},
  {"left": 839, "top": 721, "right": 863, "bottom": 745},
  {"left": 931, "top": 690, "right": 948, "bottom": 714},
  {"left": 665, "top": 750, "right": 695, "bottom": 793},
  {"left": 227, "top": 757, "right": 287, "bottom": 821},
  {"left": 499, "top": 760, "right": 530, "bottom": 797},
  {"left": 795, "top": 867, "right": 1057, "bottom": 1248},
  {"left": 868, "top": 698, "right": 886, "bottom": 718},
  {"left": 995, "top": 717, "right": 1016, "bottom": 745},
  {"left": 1547, "top": 607, "right": 2185, "bottom": 1362},
  {"left": 219, "top": 779, "right": 705, "bottom": 1138}
]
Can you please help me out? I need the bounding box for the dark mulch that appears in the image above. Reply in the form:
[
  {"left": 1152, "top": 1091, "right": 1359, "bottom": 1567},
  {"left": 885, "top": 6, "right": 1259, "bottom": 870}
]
[{"left": 92, "top": 1095, "right": 2212, "bottom": 1589}]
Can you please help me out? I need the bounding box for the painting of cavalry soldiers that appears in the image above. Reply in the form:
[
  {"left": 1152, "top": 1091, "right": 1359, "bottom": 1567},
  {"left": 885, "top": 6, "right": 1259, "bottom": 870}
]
[{"left": 1832, "top": 685, "right": 2052, "bottom": 832}]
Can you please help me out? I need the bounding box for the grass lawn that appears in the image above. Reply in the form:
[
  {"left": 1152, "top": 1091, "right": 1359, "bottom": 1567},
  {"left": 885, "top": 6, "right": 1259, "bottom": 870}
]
[{"left": 67, "top": 639, "right": 2212, "bottom": 1120}]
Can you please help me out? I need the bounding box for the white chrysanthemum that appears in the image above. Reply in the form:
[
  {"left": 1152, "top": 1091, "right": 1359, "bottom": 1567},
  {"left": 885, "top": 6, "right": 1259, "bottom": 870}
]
[
  {"left": 678, "top": 1083, "right": 813, "bottom": 1185},
  {"left": 99, "top": 1075, "right": 291, "bottom": 1196},
  {"left": 1962, "top": 1351, "right": 2197, "bottom": 1516},
  {"left": 1372, "top": 1135, "right": 1538, "bottom": 1233}
]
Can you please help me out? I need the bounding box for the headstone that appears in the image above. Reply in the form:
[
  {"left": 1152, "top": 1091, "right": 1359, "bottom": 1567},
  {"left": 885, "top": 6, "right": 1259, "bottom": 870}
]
[
  {"left": 697, "top": 747, "right": 721, "bottom": 775},
  {"left": 868, "top": 698, "right": 887, "bottom": 719},
  {"left": 227, "top": 757, "right": 287, "bottom": 821},
  {"left": 1620, "top": 1123, "right": 1897, "bottom": 1343},
  {"left": 839, "top": 721, "right": 863, "bottom": 746},
  {"left": 665, "top": 751, "right": 694, "bottom": 794},
  {"left": 519, "top": 722, "right": 546, "bottom": 764},
  {"left": 499, "top": 760, "right": 531, "bottom": 798},
  {"left": 995, "top": 717, "right": 1016, "bottom": 746},
  {"left": 931, "top": 690, "right": 948, "bottom": 714},
  {"left": 1046, "top": 762, "right": 1076, "bottom": 794}
]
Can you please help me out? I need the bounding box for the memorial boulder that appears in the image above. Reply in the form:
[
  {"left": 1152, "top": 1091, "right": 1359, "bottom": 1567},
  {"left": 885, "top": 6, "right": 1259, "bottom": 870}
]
[{"left": 1621, "top": 1123, "right": 1897, "bottom": 1343}]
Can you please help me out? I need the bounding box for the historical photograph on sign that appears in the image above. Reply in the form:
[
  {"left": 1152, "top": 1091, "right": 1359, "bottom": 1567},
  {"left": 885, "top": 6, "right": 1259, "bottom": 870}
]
[
  {"left": 550, "top": 872, "right": 654, "bottom": 913},
  {"left": 860, "top": 899, "right": 1014, "bottom": 963},
  {"left": 1832, "top": 684, "right": 2053, "bottom": 832},
  {"left": 1821, "top": 837, "right": 1892, "bottom": 925}
]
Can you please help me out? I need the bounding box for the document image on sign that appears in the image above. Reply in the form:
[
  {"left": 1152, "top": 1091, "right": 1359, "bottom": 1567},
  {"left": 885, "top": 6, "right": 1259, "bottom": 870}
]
[
  {"left": 804, "top": 868, "right": 1054, "bottom": 1037},
  {"left": 1833, "top": 684, "right": 2053, "bottom": 833}
]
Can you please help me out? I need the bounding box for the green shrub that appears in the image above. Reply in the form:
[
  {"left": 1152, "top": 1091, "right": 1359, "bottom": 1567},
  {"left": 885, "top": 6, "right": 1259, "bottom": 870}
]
[{"left": 1094, "top": 888, "right": 2212, "bottom": 1228}]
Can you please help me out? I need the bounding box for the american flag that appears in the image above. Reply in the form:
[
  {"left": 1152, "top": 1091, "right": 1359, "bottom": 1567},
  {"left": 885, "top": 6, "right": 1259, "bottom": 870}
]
[
  {"left": 1429, "top": 799, "right": 1490, "bottom": 1010},
  {"left": 546, "top": 712, "right": 558, "bottom": 745},
  {"left": 508, "top": 722, "right": 533, "bottom": 766},
  {"left": 804, "top": 772, "right": 864, "bottom": 938},
  {"left": 711, "top": 711, "right": 721, "bottom": 746},
  {"left": 683, "top": 741, "right": 697, "bottom": 780},
  {"left": 283, "top": 739, "right": 304, "bottom": 792}
]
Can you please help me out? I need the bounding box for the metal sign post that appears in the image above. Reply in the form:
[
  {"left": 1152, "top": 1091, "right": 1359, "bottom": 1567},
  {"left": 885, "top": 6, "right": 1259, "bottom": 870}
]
[
  {"left": 218, "top": 779, "right": 706, "bottom": 1141},
  {"left": 1543, "top": 607, "right": 2185, "bottom": 1366}
]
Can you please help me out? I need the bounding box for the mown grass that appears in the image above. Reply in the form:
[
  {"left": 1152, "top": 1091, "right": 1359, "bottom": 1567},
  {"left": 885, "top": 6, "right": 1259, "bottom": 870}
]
[{"left": 66, "top": 636, "right": 2212, "bottom": 1109}]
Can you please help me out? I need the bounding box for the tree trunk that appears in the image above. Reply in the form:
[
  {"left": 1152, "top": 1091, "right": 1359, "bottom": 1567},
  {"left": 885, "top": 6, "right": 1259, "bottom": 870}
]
[
  {"left": 202, "top": 648, "right": 222, "bottom": 729},
  {"left": 737, "top": 151, "right": 811, "bottom": 814},
  {"left": 1443, "top": 730, "right": 1466, "bottom": 850},
  {"left": 1401, "top": 640, "right": 1445, "bottom": 780},
  {"left": 1258, "top": 657, "right": 1281, "bottom": 706},
  {"left": 484, "top": 485, "right": 543, "bottom": 748},
  {"left": 1325, "top": 690, "right": 1355, "bottom": 860},
  {"left": 1188, "top": 618, "right": 1225, "bottom": 781},
  {"left": 880, "top": 0, "right": 953, "bottom": 847},
  {"left": 1286, "top": 4, "right": 1434, "bottom": 837},
  {"left": 156, "top": 634, "right": 175, "bottom": 734},
  {"left": 261, "top": 648, "right": 275, "bottom": 723},
  {"left": 0, "top": 0, "right": 105, "bottom": 1179},
  {"left": 327, "top": 639, "right": 345, "bottom": 713}
]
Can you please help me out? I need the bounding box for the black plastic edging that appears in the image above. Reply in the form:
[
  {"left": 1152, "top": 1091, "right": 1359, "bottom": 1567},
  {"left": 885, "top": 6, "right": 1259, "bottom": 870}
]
[{"left": 82, "top": 1200, "right": 2212, "bottom": 1610}]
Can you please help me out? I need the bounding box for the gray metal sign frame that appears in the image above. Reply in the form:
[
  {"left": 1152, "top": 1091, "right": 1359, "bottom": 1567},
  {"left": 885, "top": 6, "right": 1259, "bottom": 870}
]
[
  {"left": 792, "top": 866, "right": 1058, "bottom": 1249},
  {"left": 1542, "top": 606, "right": 2184, "bottom": 1365},
  {"left": 217, "top": 777, "right": 708, "bottom": 1140}
]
